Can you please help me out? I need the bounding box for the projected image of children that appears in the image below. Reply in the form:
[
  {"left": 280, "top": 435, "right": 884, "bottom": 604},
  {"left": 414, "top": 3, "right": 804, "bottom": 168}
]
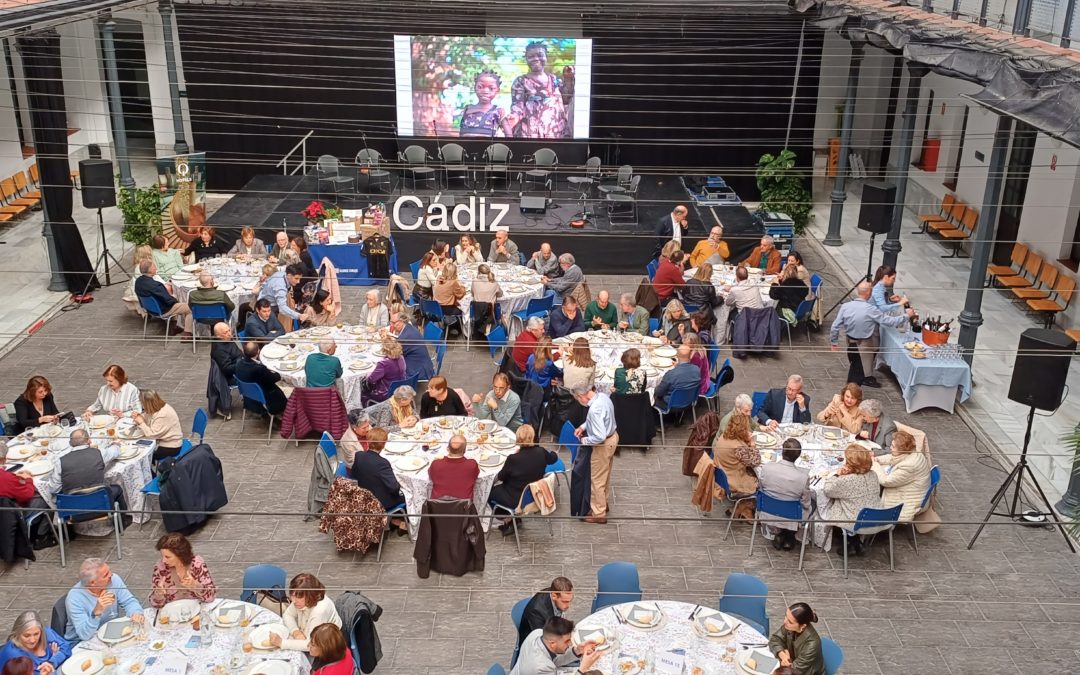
[
  {"left": 509, "top": 41, "right": 574, "bottom": 139},
  {"left": 459, "top": 72, "right": 516, "bottom": 138}
]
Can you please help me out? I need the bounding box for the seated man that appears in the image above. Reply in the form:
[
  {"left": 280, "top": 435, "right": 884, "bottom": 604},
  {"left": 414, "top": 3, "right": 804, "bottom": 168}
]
[
  {"left": 548, "top": 295, "right": 584, "bottom": 338},
  {"left": 349, "top": 428, "right": 407, "bottom": 533},
  {"left": 428, "top": 435, "right": 479, "bottom": 500},
  {"left": 653, "top": 250, "right": 686, "bottom": 302},
  {"left": 339, "top": 410, "right": 370, "bottom": 470},
  {"left": 517, "top": 577, "right": 575, "bottom": 648},
  {"left": 512, "top": 317, "right": 545, "bottom": 372},
  {"left": 723, "top": 265, "right": 765, "bottom": 311},
  {"left": 235, "top": 341, "right": 288, "bottom": 415},
  {"left": 652, "top": 345, "right": 701, "bottom": 408},
  {"left": 744, "top": 235, "right": 782, "bottom": 275},
  {"left": 473, "top": 372, "right": 523, "bottom": 430},
  {"left": 542, "top": 254, "right": 584, "bottom": 301},
  {"left": 511, "top": 616, "right": 601, "bottom": 675},
  {"left": 210, "top": 322, "right": 243, "bottom": 380},
  {"left": 488, "top": 230, "right": 519, "bottom": 263},
  {"left": 756, "top": 374, "right": 812, "bottom": 430},
  {"left": 134, "top": 260, "right": 193, "bottom": 339},
  {"left": 244, "top": 299, "right": 286, "bottom": 343},
  {"left": 65, "top": 557, "right": 145, "bottom": 642},
  {"left": 584, "top": 290, "right": 617, "bottom": 330},
  {"left": 617, "top": 293, "right": 650, "bottom": 335},
  {"left": 58, "top": 429, "right": 124, "bottom": 519},
  {"left": 527, "top": 242, "right": 560, "bottom": 278},
  {"left": 688, "top": 226, "right": 730, "bottom": 268},
  {"left": 188, "top": 273, "right": 235, "bottom": 325},
  {"left": 389, "top": 311, "right": 434, "bottom": 381},
  {"left": 268, "top": 230, "right": 290, "bottom": 263},
  {"left": 304, "top": 339, "right": 342, "bottom": 388},
  {"left": 758, "top": 439, "right": 811, "bottom": 551}
]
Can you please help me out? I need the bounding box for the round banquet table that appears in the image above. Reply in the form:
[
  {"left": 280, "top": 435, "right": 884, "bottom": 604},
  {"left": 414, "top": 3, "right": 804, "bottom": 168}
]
[
  {"left": 455, "top": 261, "right": 544, "bottom": 334},
  {"left": 567, "top": 600, "right": 770, "bottom": 675},
  {"left": 8, "top": 417, "right": 156, "bottom": 535},
  {"left": 384, "top": 415, "right": 519, "bottom": 539},
  {"left": 72, "top": 600, "right": 310, "bottom": 675},
  {"left": 259, "top": 324, "right": 383, "bottom": 410},
  {"left": 684, "top": 266, "right": 775, "bottom": 343},
  {"left": 171, "top": 256, "right": 266, "bottom": 323},
  {"left": 552, "top": 330, "right": 679, "bottom": 404}
]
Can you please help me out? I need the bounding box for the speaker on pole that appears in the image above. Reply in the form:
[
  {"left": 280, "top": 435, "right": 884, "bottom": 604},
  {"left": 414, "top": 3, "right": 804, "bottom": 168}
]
[
  {"left": 79, "top": 158, "right": 116, "bottom": 209},
  {"left": 856, "top": 181, "right": 896, "bottom": 235},
  {"left": 1008, "top": 328, "right": 1075, "bottom": 411}
]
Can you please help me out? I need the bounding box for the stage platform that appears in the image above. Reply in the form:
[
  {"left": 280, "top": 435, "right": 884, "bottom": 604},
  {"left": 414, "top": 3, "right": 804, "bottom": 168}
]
[{"left": 207, "top": 173, "right": 767, "bottom": 273}]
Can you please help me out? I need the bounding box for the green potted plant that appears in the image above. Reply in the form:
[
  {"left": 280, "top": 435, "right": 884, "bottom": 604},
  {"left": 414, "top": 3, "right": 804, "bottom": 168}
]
[
  {"left": 755, "top": 149, "right": 813, "bottom": 234},
  {"left": 118, "top": 183, "right": 164, "bottom": 246}
]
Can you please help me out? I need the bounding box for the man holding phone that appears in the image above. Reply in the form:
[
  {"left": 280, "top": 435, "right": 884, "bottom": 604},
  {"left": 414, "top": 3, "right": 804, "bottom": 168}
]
[{"left": 756, "top": 374, "right": 813, "bottom": 430}]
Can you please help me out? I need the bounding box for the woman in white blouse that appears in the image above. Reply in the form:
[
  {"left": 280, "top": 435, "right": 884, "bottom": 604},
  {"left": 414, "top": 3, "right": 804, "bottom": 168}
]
[
  {"left": 455, "top": 234, "right": 484, "bottom": 264},
  {"left": 413, "top": 251, "right": 440, "bottom": 300},
  {"left": 84, "top": 364, "right": 141, "bottom": 418},
  {"left": 357, "top": 289, "right": 390, "bottom": 329},
  {"left": 268, "top": 573, "right": 342, "bottom": 652}
]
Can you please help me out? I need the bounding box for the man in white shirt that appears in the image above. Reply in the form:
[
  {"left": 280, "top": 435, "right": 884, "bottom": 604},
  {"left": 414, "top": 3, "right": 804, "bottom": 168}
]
[
  {"left": 654, "top": 204, "right": 690, "bottom": 258},
  {"left": 511, "top": 616, "right": 601, "bottom": 675}
]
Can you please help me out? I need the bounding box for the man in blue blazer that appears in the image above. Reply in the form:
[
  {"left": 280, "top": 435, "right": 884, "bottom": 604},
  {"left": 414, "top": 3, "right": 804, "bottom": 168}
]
[
  {"left": 653, "top": 345, "right": 702, "bottom": 408},
  {"left": 390, "top": 311, "right": 434, "bottom": 381},
  {"left": 756, "top": 374, "right": 812, "bottom": 430}
]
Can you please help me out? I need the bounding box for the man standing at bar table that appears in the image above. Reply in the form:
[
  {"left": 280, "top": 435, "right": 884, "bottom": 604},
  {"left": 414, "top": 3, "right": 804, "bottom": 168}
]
[
  {"left": 830, "top": 281, "right": 913, "bottom": 388},
  {"left": 572, "top": 384, "right": 618, "bottom": 525}
]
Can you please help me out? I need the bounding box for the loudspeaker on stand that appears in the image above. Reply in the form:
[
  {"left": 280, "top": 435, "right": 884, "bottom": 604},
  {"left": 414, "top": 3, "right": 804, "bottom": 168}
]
[
  {"left": 79, "top": 158, "right": 116, "bottom": 210},
  {"left": 856, "top": 181, "right": 896, "bottom": 235},
  {"left": 1007, "top": 328, "right": 1075, "bottom": 411}
]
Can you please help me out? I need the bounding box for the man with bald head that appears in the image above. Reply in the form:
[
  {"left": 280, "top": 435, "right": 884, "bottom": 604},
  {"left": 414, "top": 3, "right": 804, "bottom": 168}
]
[
  {"left": 188, "top": 272, "right": 235, "bottom": 323},
  {"left": 654, "top": 204, "right": 690, "bottom": 258},
  {"left": 831, "top": 280, "right": 914, "bottom": 387},
  {"left": 528, "top": 242, "right": 560, "bottom": 278},
  {"left": 584, "top": 290, "right": 617, "bottom": 330},
  {"left": 304, "top": 338, "right": 342, "bottom": 388},
  {"left": 210, "top": 321, "right": 243, "bottom": 381},
  {"left": 652, "top": 344, "right": 702, "bottom": 408},
  {"left": 689, "top": 225, "right": 730, "bottom": 267},
  {"left": 428, "top": 434, "right": 479, "bottom": 500}
]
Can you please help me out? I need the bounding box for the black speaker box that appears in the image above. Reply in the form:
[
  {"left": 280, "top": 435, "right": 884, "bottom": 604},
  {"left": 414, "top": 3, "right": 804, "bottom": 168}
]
[
  {"left": 857, "top": 181, "right": 896, "bottom": 235},
  {"left": 79, "top": 158, "right": 116, "bottom": 209},
  {"left": 1008, "top": 328, "right": 1076, "bottom": 411},
  {"left": 519, "top": 196, "right": 546, "bottom": 215}
]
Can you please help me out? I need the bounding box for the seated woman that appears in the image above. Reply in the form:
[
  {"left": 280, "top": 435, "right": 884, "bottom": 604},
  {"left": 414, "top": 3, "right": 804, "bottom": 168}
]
[
  {"left": 269, "top": 574, "right": 342, "bottom": 652},
  {"left": 656, "top": 299, "right": 690, "bottom": 340},
  {"left": 433, "top": 261, "right": 466, "bottom": 320},
  {"left": 709, "top": 410, "right": 760, "bottom": 518},
  {"left": 301, "top": 289, "right": 336, "bottom": 327},
  {"left": 681, "top": 263, "right": 721, "bottom": 309},
  {"left": 363, "top": 336, "right": 407, "bottom": 405},
  {"left": 0, "top": 611, "right": 72, "bottom": 675},
  {"left": 613, "top": 348, "right": 647, "bottom": 394},
  {"left": 562, "top": 337, "right": 596, "bottom": 391},
  {"left": 291, "top": 236, "right": 316, "bottom": 276},
  {"left": 769, "top": 603, "right": 824, "bottom": 675},
  {"left": 818, "top": 383, "right": 864, "bottom": 435},
  {"left": 413, "top": 251, "right": 440, "bottom": 301},
  {"left": 419, "top": 375, "right": 467, "bottom": 418},
  {"left": 183, "top": 226, "right": 229, "bottom": 262},
  {"left": 872, "top": 430, "right": 932, "bottom": 522},
  {"left": 148, "top": 533, "right": 216, "bottom": 608},
  {"left": 681, "top": 333, "right": 712, "bottom": 395},
  {"left": 1, "top": 656, "right": 32, "bottom": 675},
  {"left": 133, "top": 389, "right": 184, "bottom": 462},
  {"left": 357, "top": 289, "right": 389, "bottom": 330},
  {"left": 674, "top": 309, "right": 715, "bottom": 346},
  {"left": 525, "top": 337, "right": 563, "bottom": 391},
  {"left": 488, "top": 424, "right": 557, "bottom": 535},
  {"left": 12, "top": 376, "right": 60, "bottom": 435},
  {"left": 817, "top": 445, "right": 881, "bottom": 556},
  {"left": 786, "top": 251, "right": 813, "bottom": 299},
  {"left": 229, "top": 226, "right": 267, "bottom": 257},
  {"left": 455, "top": 234, "right": 484, "bottom": 264},
  {"left": 310, "top": 623, "right": 355, "bottom": 675},
  {"left": 856, "top": 398, "right": 895, "bottom": 453},
  {"left": 469, "top": 263, "right": 503, "bottom": 339},
  {"left": 84, "top": 364, "right": 140, "bottom": 418},
  {"left": 367, "top": 385, "right": 419, "bottom": 429},
  {"left": 769, "top": 263, "right": 809, "bottom": 321}
]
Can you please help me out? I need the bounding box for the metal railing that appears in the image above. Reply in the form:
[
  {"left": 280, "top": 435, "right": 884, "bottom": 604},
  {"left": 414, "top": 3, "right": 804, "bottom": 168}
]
[{"left": 275, "top": 130, "right": 314, "bottom": 176}]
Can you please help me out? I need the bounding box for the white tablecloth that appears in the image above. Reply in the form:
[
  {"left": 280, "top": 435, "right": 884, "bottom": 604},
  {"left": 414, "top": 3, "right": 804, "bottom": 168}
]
[
  {"left": 259, "top": 325, "right": 383, "bottom": 410},
  {"left": 10, "top": 418, "right": 156, "bottom": 535},
  {"left": 172, "top": 257, "right": 265, "bottom": 324},
  {"left": 684, "top": 266, "right": 775, "bottom": 342},
  {"left": 456, "top": 262, "right": 544, "bottom": 333},
  {"left": 74, "top": 601, "right": 310, "bottom": 675},
  {"left": 552, "top": 331, "right": 678, "bottom": 404},
  {"left": 384, "top": 415, "right": 518, "bottom": 539},
  {"left": 566, "top": 600, "right": 769, "bottom": 675}
]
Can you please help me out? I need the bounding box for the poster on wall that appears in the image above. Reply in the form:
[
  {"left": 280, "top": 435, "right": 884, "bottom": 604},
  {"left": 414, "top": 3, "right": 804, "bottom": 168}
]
[
  {"left": 156, "top": 152, "right": 207, "bottom": 243},
  {"left": 394, "top": 35, "right": 592, "bottom": 139}
]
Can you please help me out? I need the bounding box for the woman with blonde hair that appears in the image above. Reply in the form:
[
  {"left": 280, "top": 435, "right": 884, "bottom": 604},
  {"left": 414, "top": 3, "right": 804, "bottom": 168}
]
[
  {"left": 455, "top": 234, "right": 484, "bottom": 264},
  {"left": 469, "top": 262, "right": 503, "bottom": 338},
  {"left": 228, "top": 226, "right": 267, "bottom": 257},
  {"left": 0, "top": 611, "right": 71, "bottom": 675},
  {"left": 433, "top": 260, "right": 466, "bottom": 319},
  {"left": 657, "top": 299, "right": 691, "bottom": 340},
  {"left": 872, "top": 430, "right": 932, "bottom": 522},
  {"left": 488, "top": 423, "right": 557, "bottom": 534},
  {"left": 814, "top": 444, "right": 881, "bottom": 555},
  {"left": 818, "top": 382, "right": 864, "bottom": 435},
  {"left": 562, "top": 337, "right": 596, "bottom": 391},
  {"left": 710, "top": 410, "right": 760, "bottom": 518},
  {"left": 363, "top": 336, "right": 407, "bottom": 404},
  {"left": 525, "top": 336, "right": 563, "bottom": 391},
  {"left": 133, "top": 389, "right": 184, "bottom": 461}
]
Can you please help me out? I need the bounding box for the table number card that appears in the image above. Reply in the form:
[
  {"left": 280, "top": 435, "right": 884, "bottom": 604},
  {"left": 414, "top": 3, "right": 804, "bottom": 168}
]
[
  {"left": 153, "top": 654, "right": 188, "bottom": 675},
  {"left": 654, "top": 649, "right": 686, "bottom": 674}
]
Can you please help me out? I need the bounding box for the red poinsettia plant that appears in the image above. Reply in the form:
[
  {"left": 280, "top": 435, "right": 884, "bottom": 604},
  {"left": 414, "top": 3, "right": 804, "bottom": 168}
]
[{"left": 301, "top": 200, "right": 329, "bottom": 224}]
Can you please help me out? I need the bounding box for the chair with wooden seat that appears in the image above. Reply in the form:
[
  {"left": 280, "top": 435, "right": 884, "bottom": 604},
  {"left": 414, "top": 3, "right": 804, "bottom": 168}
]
[
  {"left": 1065, "top": 328, "right": 1080, "bottom": 344},
  {"left": 926, "top": 199, "right": 967, "bottom": 233},
  {"left": 914, "top": 193, "right": 955, "bottom": 234},
  {"left": 986, "top": 243, "right": 1028, "bottom": 287},
  {"left": 0, "top": 178, "right": 29, "bottom": 217},
  {"left": 1027, "top": 275, "right": 1076, "bottom": 329},
  {"left": 1012, "top": 263, "right": 1057, "bottom": 302},
  {"left": 14, "top": 171, "right": 41, "bottom": 204},
  {"left": 937, "top": 208, "right": 977, "bottom": 258},
  {"left": 2, "top": 177, "right": 36, "bottom": 208},
  {"left": 997, "top": 252, "right": 1042, "bottom": 290}
]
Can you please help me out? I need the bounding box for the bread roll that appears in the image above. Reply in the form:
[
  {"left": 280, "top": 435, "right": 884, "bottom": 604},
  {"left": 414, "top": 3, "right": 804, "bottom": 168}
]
[
  {"left": 593, "top": 634, "right": 606, "bottom": 645},
  {"left": 746, "top": 658, "right": 757, "bottom": 670},
  {"left": 121, "top": 625, "right": 133, "bottom": 637},
  {"left": 81, "top": 660, "right": 93, "bottom": 671},
  {"left": 261, "top": 639, "right": 273, "bottom": 648},
  {"left": 159, "top": 615, "right": 170, "bottom": 625}
]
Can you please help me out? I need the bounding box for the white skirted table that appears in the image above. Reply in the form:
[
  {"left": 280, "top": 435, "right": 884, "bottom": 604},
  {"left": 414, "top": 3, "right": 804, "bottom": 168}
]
[
  {"left": 552, "top": 331, "right": 679, "bottom": 403},
  {"left": 455, "top": 262, "right": 544, "bottom": 334}
]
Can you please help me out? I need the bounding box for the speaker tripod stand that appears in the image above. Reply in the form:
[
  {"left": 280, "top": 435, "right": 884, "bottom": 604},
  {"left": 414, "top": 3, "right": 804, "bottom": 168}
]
[
  {"left": 824, "top": 232, "right": 878, "bottom": 319},
  {"left": 75, "top": 207, "right": 128, "bottom": 304},
  {"left": 967, "top": 406, "right": 1076, "bottom": 552}
]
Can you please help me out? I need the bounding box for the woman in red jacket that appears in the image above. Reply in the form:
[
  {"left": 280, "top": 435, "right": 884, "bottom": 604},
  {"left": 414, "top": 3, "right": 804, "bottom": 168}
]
[{"left": 310, "top": 623, "right": 355, "bottom": 675}]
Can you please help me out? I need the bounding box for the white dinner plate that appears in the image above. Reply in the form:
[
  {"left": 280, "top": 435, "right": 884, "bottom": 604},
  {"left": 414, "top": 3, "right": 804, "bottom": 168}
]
[
  {"left": 7, "top": 444, "right": 35, "bottom": 460},
  {"left": 158, "top": 598, "right": 200, "bottom": 624},
  {"left": 614, "top": 656, "right": 645, "bottom": 675},
  {"left": 244, "top": 661, "right": 293, "bottom": 675},
  {"left": 249, "top": 623, "right": 286, "bottom": 651},
  {"left": 21, "top": 459, "right": 53, "bottom": 477},
  {"left": 649, "top": 356, "right": 674, "bottom": 368},
  {"left": 96, "top": 617, "right": 135, "bottom": 644},
  {"left": 472, "top": 419, "right": 498, "bottom": 434},
  {"left": 213, "top": 600, "right": 249, "bottom": 627},
  {"left": 171, "top": 272, "right": 194, "bottom": 281},
  {"left": 738, "top": 647, "right": 779, "bottom": 675},
  {"left": 349, "top": 361, "right": 374, "bottom": 371},
  {"left": 89, "top": 414, "right": 115, "bottom": 429},
  {"left": 819, "top": 426, "right": 844, "bottom": 441},
  {"left": 61, "top": 651, "right": 104, "bottom": 675},
  {"left": 571, "top": 625, "right": 615, "bottom": 652},
  {"left": 477, "top": 453, "right": 505, "bottom": 468},
  {"left": 35, "top": 424, "right": 64, "bottom": 438},
  {"left": 117, "top": 425, "right": 144, "bottom": 440},
  {"left": 261, "top": 344, "right": 289, "bottom": 359},
  {"left": 216, "top": 283, "right": 236, "bottom": 292},
  {"left": 242, "top": 281, "right": 258, "bottom": 291},
  {"left": 117, "top": 444, "right": 142, "bottom": 461},
  {"left": 278, "top": 362, "right": 301, "bottom": 372},
  {"left": 692, "top": 609, "right": 738, "bottom": 638},
  {"left": 654, "top": 345, "right": 677, "bottom": 358},
  {"left": 623, "top": 601, "right": 664, "bottom": 629},
  {"left": 309, "top": 327, "right": 332, "bottom": 336},
  {"left": 381, "top": 441, "right": 413, "bottom": 455},
  {"left": 394, "top": 456, "right": 429, "bottom": 472},
  {"left": 752, "top": 432, "right": 777, "bottom": 448},
  {"left": 181, "top": 264, "right": 201, "bottom": 272}
]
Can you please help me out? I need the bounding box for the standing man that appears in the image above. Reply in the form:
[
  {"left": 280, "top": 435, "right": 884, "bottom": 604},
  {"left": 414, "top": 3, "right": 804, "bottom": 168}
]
[
  {"left": 488, "top": 230, "right": 519, "bottom": 263},
  {"left": 653, "top": 204, "right": 690, "bottom": 258},
  {"left": 527, "top": 243, "right": 560, "bottom": 278},
  {"left": 257, "top": 264, "right": 304, "bottom": 328},
  {"left": 830, "top": 281, "right": 914, "bottom": 388},
  {"left": 688, "top": 226, "right": 730, "bottom": 267},
  {"left": 572, "top": 384, "right": 618, "bottom": 525}
]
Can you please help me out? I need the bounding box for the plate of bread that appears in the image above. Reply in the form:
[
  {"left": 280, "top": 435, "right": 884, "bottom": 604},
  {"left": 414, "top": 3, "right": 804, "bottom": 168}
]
[
  {"left": 96, "top": 617, "right": 135, "bottom": 644},
  {"left": 249, "top": 623, "right": 287, "bottom": 650},
  {"left": 61, "top": 651, "right": 104, "bottom": 675}
]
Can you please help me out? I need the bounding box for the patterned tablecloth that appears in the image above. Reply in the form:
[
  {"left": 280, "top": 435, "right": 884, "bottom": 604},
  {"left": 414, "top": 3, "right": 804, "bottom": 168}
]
[
  {"left": 552, "top": 331, "right": 678, "bottom": 404},
  {"left": 73, "top": 600, "right": 310, "bottom": 675},
  {"left": 456, "top": 262, "right": 544, "bottom": 333},
  {"left": 8, "top": 417, "right": 157, "bottom": 535},
  {"left": 564, "top": 600, "right": 770, "bottom": 675},
  {"left": 259, "top": 325, "right": 383, "bottom": 410},
  {"left": 384, "top": 415, "right": 518, "bottom": 539},
  {"left": 171, "top": 257, "right": 265, "bottom": 324}
]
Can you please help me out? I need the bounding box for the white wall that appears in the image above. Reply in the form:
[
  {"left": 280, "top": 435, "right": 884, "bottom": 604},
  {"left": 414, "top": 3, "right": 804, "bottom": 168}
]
[
  {"left": 1018, "top": 135, "right": 1080, "bottom": 261},
  {"left": 0, "top": 51, "right": 28, "bottom": 183},
  {"left": 57, "top": 19, "right": 111, "bottom": 156}
]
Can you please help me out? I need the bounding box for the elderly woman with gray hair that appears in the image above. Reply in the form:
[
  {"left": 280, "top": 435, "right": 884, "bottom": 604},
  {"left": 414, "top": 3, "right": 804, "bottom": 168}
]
[
  {"left": 357, "top": 290, "right": 389, "bottom": 329},
  {"left": 0, "top": 612, "right": 72, "bottom": 674},
  {"left": 365, "top": 385, "right": 419, "bottom": 430},
  {"left": 719, "top": 392, "right": 762, "bottom": 433},
  {"left": 856, "top": 399, "right": 895, "bottom": 453}
]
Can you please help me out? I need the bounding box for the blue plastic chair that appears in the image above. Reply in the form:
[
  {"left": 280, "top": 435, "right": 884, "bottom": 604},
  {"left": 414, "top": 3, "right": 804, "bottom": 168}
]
[
  {"left": 749, "top": 491, "right": 812, "bottom": 570},
  {"left": 682, "top": 303, "right": 700, "bottom": 314},
  {"left": 235, "top": 378, "right": 277, "bottom": 444},
  {"left": 652, "top": 384, "right": 699, "bottom": 445},
  {"left": 487, "top": 324, "right": 509, "bottom": 363},
  {"left": 512, "top": 295, "right": 554, "bottom": 325},
  {"left": 434, "top": 342, "right": 447, "bottom": 375},
  {"left": 376, "top": 501, "right": 408, "bottom": 562},
  {"left": 486, "top": 665, "right": 506, "bottom": 675},
  {"left": 409, "top": 259, "right": 421, "bottom": 280},
  {"left": 388, "top": 372, "right": 420, "bottom": 398},
  {"left": 750, "top": 391, "right": 767, "bottom": 419},
  {"left": 591, "top": 562, "right": 642, "bottom": 612},
  {"left": 648, "top": 317, "right": 660, "bottom": 335},
  {"left": 236, "top": 329, "right": 247, "bottom": 341},
  {"left": 841, "top": 504, "right": 904, "bottom": 577},
  {"left": 909, "top": 465, "right": 940, "bottom": 555},
  {"left": 320, "top": 431, "right": 347, "bottom": 477},
  {"left": 55, "top": 488, "right": 123, "bottom": 568},
  {"left": 821, "top": 636, "right": 844, "bottom": 675},
  {"left": 189, "top": 302, "right": 229, "bottom": 353},
  {"left": 423, "top": 322, "right": 445, "bottom": 348},
  {"left": 719, "top": 573, "right": 770, "bottom": 635},
  {"left": 191, "top": 407, "right": 208, "bottom": 444},
  {"left": 705, "top": 342, "right": 720, "bottom": 373},
  {"left": 712, "top": 466, "right": 755, "bottom": 543},
  {"left": 646, "top": 259, "right": 659, "bottom": 281},
  {"left": 137, "top": 295, "right": 173, "bottom": 340},
  {"left": 240, "top": 564, "right": 288, "bottom": 603},
  {"left": 700, "top": 358, "right": 735, "bottom": 412},
  {"left": 509, "top": 597, "right": 530, "bottom": 667},
  {"left": 558, "top": 420, "right": 580, "bottom": 467}
]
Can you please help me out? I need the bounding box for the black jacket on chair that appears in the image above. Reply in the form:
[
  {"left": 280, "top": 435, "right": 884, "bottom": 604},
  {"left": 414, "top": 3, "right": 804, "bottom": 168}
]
[
  {"left": 612, "top": 393, "right": 656, "bottom": 450},
  {"left": 413, "top": 498, "right": 485, "bottom": 578},
  {"left": 0, "top": 497, "right": 34, "bottom": 563},
  {"left": 158, "top": 444, "right": 228, "bottom": 534}
]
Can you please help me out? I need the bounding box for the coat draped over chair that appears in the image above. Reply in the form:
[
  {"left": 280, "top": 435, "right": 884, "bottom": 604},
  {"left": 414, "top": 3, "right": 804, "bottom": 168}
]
[
  {"left": 413, "top": 497, "right": 486, "bottom": 578},
  {"left": 612, "top": 393, "right": 656, "bottom": 451},
  {"left": 319, "top": 478, "right": 386, "bottom": 554},
  {"left": 731, "top": 306, "right": 781, "bottom": 358},
  {"left": 681, "top": 412, "right": 720, "bottom": 477},
  {"left": 280, "top": 386, "right": 350, "bottom": 440}
]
